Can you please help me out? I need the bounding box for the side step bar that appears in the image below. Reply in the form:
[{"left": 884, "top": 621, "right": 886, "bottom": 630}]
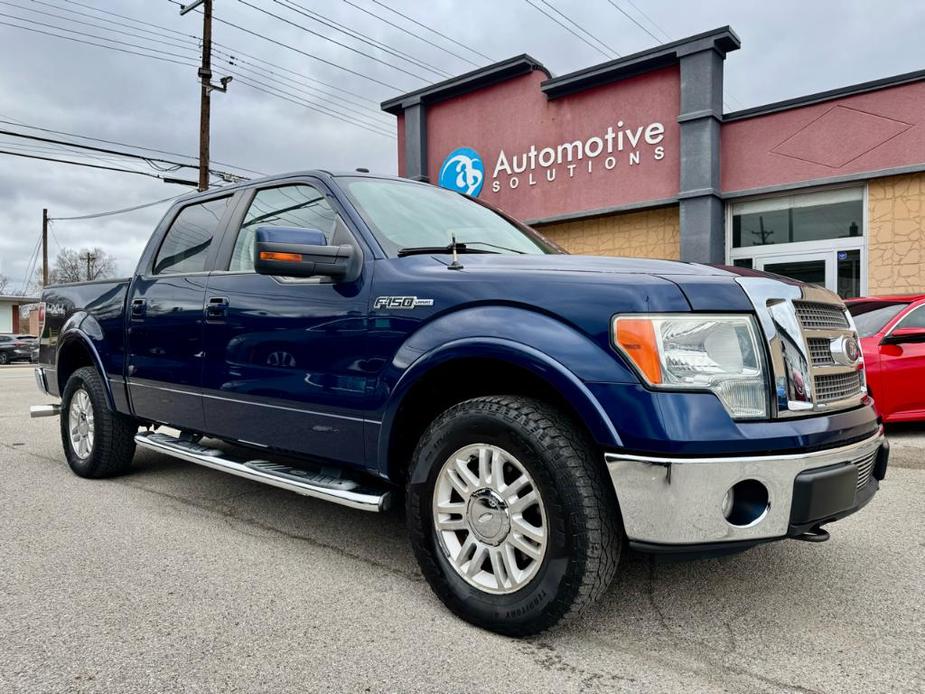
[{"left": 135, "top": 431, "right": 392, "bottom": 512}]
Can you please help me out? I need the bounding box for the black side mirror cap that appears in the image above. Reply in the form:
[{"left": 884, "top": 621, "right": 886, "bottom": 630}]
[
  {"left": 882, "top": 329, "right": 925, "bottom": 346},
  {"left": 253, "top": 226, "right": 358, "bottom": 280}
]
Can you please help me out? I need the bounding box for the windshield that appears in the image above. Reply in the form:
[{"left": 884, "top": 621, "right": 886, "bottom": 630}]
[
  {"left": 339, "top": 177, "right": 559, "bottom": 257},
  {"left": 847, "top": 301, "right": 909, "bottom": 337}
]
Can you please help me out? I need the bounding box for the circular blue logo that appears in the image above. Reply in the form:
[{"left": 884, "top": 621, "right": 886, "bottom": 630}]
[{"left": 438, "top": 147, "right": 485, "bottom": 196}]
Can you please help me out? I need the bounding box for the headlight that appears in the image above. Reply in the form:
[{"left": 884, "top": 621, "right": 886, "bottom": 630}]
[{"left": 613, "top": 314, "right": 768, "bottom": 419}]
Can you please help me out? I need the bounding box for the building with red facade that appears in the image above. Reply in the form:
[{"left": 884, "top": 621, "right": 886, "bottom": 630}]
[{"left": 382, "top": 27, "right": 925, "bottom": 298}]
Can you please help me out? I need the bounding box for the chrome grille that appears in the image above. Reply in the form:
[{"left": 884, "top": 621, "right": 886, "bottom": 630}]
[
  {"left": 794, "top": 301, "right": 849, "bottom": 330},
  {"left": 815, "top": 371, "right": 862, "bottom": 404},
  {"left": 853, "top": 449, "right": 877, "bottom": 490},
  {"left": 807, "top": 337, "right": 834, "bottom": 366}
]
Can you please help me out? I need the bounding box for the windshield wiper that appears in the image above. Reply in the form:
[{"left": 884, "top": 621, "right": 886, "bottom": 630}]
[
  {"left": 458, "top": 241, "right": 526, "bottom": 254},
  {"left": 397, "top": 241, "right": 526, "bottom": 257},
  {"left": 397, "top": 243, "right": 498, "bottom": 257}
]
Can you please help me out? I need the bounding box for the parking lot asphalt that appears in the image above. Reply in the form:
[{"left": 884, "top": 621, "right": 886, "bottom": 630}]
[{"left": 0, "top": 366, "right": 923, "bottom": 693}]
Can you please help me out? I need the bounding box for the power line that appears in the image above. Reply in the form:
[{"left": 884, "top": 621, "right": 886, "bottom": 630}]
[
  {"left": 0, "top": 117, "right": 263, "bottom": 175},
  {"left": 362, "top": 0, "right": 494, "bottom": 64},
  {"left": 50, "top": 194, "right": 188, "bottom": 221},
  {"left": 536, "top": 0, "right": 619, "bottom": 58},
  {"left": 0, "top": 16, "right": 195, "bottom": 67},
  {"left": 1, "top": 11, "right": 396, "bottom": 137},
  {"left": 0, "top": 129, "right": 248, "bottom": 179},
  {"left": 56, "top": 0, "right": 383, "bottom": 109},
  {"left": 0, "top": 149, "right": 197, "bottom": 184},
  {"left": 523, "top": 0, "right": 613, "bottom": 60},
  {"left": 271, "top": 0, "right": 452, "bottom": 79},
  {"left": 235, "top": 0, "right": 432, "bottom": 83},
  {"left": 604, "top": 0, "right": 662, "bottom": 44},
  {"left": 166, "top": 0, "right": 404, "bottom": 91},
  {"left": 233, "top": 76, "right": 395, "bottom": 139},
  {"left": 621, "top": 0, "right": 671, "bottom": 41},
  {"left": 10, "top": 0, "right": 391, "bottom": 125}
]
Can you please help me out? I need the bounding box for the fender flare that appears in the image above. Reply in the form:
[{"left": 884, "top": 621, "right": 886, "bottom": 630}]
[
  {"left": 55, "top": 314, "right": 115, "bottom": 410},
  {"left": 376, "top": 336, "right": 624, "bottom": 471}
]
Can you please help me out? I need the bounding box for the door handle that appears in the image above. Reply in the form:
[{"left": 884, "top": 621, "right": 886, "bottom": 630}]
[
  {"left": 206, "top": 296, "right": 229, "bottom": 321},
  {"left": 130, "top": 298, "right": 147, "bottom": 320}
]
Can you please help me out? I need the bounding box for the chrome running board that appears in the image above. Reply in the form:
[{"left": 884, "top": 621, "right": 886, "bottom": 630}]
[{"left": 134, "top": 431, "right": 391, "bottom": 512}]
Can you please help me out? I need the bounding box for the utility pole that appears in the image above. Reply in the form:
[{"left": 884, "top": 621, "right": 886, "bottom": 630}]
[
  {"left": 180, "top": 0, "right": 232, "bottom": 192},
  {"left": 41, "top": 208, "right": 48, "bottom": 287},
  {"left": 80, "top": 251, "right": 96, "bottom": 281}
]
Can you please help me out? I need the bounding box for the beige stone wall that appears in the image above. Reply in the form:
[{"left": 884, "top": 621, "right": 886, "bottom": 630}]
[
  {"left": 535, "top": 205, "right": 680, "bottom": 259},
  {"left": 868, "top": 172, "right": 925, "bottom": 293}
]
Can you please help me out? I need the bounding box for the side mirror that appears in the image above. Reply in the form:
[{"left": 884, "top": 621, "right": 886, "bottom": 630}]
[
  {"left": 253, "top": 226, "right": 355, "bottom": 279},
  {"left": 882, "top": 327, "right": 925, "bottom": 345}
]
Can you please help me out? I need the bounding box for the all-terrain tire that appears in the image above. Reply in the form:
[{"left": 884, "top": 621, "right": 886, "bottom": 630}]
[
  {"left": 60, "top": 366, "right": 137, "bottom": 478},
  {"left": 406, "top": 395, "right": 622, "bottom": 636}
]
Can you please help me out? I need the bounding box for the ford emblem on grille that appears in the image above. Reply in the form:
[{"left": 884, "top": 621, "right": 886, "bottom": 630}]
[{"left": 831, "top": 335, "right": 861, "bottom": 366}]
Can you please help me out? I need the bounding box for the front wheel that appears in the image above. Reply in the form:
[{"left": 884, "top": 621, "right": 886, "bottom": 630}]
[
  {"left": 60, "top": 366, "right": 137, "bottom": 478},
  {"left": 406, "top": 396, "right": 622, "bottom": 636}
]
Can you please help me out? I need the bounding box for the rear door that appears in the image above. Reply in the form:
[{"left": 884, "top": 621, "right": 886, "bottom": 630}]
[
  {"left": 126, "top": 194, "right": 235, "bottom": 430},
  {"left": 200, "top": 179, "right": 372, "bottom": 465},
  {"left": 879, "top": 303, "right": 925, "bottom": 417}
]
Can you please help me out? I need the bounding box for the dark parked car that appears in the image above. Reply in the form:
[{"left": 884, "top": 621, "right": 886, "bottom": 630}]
[{"left": 0, "top": 334, "right": 37, "bottom": 364}]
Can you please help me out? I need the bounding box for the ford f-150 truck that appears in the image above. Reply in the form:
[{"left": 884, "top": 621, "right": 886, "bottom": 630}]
[{"left": 31, "top": 171, "right": 888, "bottom": 636}]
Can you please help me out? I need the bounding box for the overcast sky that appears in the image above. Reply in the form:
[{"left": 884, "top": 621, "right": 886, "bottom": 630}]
[{"left": 0, "top": 0, "right": 922, "bottom": 292}]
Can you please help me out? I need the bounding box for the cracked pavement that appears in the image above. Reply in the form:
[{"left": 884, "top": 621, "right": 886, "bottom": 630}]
[{"left": 1, "top": 366, "right": 923, "bottom": 693}]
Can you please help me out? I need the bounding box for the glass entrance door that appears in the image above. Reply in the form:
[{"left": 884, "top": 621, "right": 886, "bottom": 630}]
[{"left": 756, "top": 251, "right": 832, "bottom": 291}]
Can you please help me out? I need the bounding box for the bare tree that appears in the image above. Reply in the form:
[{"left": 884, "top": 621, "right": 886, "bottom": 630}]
[
  {"left": 0, "top": 273, "right": 9, "bottom": 295},
  {"left": 34, "top": 247, "right": 119, "bottom": 287}
]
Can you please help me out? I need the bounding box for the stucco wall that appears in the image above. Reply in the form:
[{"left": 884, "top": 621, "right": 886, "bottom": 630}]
[
  {"left": 535, "top": 205, "right": 680, "bottom": 259},
  {"left": 868, "top": 172, "right": 925, "bottom": 293}
]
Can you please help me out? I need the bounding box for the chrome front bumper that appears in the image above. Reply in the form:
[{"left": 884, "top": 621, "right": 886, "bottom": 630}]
[{"left": 605, "top": 429, "right": 886, "bottom": 546}]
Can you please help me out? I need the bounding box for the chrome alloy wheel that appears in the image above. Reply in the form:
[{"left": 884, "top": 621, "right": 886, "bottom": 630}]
[
  {"left": 433, "top": 444, "right": 548, "bottom": 594},
  {"left": 68, "top": 388, "right": 95, "bottom": 460}
]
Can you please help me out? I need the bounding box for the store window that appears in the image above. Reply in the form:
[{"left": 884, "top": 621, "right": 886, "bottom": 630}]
[{"left": 728, "top": 187, "right": 865, "bottom": 299}]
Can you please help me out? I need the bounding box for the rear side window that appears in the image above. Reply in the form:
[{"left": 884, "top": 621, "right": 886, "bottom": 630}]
[
  {"left": 153, "top": 197, "right": 231, "bottom": 275},
  {"left": 229, "top": 184, "right": 339, "bottom": 272}
]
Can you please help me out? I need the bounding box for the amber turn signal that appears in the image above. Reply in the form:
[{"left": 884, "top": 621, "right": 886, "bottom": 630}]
[
  {"left": 613, "top": 317, "right": 662, "bottom": 384},
  {"left": 259, "top": 251, "right": 302, "bottom": 263}
]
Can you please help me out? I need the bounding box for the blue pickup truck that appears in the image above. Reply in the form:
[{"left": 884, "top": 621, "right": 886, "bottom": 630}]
[{"left": 32, "top": 171, "right": 888, "bottom": 636}]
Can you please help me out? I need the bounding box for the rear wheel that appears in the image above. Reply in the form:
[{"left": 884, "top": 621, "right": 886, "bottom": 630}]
[
  {"left": 0, "top": 352, "right": 8, "bottom": 365},
  {"left": 406, "top": 395, "right": 622, "bottom": 636},
  {"left": 60, "top": 366, "right": 137, "bottom": 478}
]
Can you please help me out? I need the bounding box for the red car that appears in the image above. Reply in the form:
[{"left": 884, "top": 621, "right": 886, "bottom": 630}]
[{"left": 846, "top": 294, "right": 925, "bottom": 422}]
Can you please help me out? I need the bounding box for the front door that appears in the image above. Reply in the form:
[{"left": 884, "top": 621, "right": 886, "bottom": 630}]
[
  {"left": 126, "top": 194, "right": 234, "bottom": 431},
  {"left": 201, "top": 181, "right": 372, "bottom": 466},
  {"left": 756, "top": 251, "right": 832, "bottom": 291}
]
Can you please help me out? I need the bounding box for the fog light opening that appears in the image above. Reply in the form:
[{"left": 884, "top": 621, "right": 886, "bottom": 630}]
[{"left": 723, "top": 479, "right": 770, "bottom": 527}]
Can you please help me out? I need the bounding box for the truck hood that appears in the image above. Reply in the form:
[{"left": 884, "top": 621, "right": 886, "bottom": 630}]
[
  {"left": 432, "top": 253, "right": 735, "bottom": 277},
  {"left": 425, "top": 254, "right": 755, "bottom": 311}
]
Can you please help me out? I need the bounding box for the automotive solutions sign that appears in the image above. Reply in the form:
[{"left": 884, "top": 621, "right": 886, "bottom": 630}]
[{"left": 438, "top": 120, "right": 666, "bottom": 198}]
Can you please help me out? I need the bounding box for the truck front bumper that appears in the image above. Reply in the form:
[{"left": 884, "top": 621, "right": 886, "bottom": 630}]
[{"left": 605, "top": 428, "right": 888, "bottom": 551}]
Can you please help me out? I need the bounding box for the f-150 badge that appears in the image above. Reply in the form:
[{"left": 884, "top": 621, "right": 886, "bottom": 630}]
[{"left": 373, "top": 296, "right": 434, "bottom": 310}]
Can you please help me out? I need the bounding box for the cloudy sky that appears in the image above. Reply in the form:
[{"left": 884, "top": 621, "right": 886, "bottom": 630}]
[{"left": 0, "top": 0, "right": 922, "bottom": 292}]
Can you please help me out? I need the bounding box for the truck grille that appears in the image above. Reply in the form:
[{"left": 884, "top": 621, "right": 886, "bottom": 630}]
[
  {"left": 853, "top": 448, "right": 877, "bottom": 490},
  {"left": 807, "top": 337, "right": 834, "bottom": 366},
  {"left": 815, "top": 371, "right": 862, "bottom": 404},
  {"left": 794, "top": 301, "right": 849, "bottom": 330}
]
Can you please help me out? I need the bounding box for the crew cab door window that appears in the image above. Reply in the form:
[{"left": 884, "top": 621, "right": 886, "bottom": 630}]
[
  {"left": 229, "top": 185, "right": 340, "bottom": 272},
  {"left": 202, "top": 182, "right": 370, "bottom": 465},
  {"left": 153, "top": 197, "right": 230, "bottom": 275},
  {"left": 127, "top": 195, "right": 231, "bottom": 431}
]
